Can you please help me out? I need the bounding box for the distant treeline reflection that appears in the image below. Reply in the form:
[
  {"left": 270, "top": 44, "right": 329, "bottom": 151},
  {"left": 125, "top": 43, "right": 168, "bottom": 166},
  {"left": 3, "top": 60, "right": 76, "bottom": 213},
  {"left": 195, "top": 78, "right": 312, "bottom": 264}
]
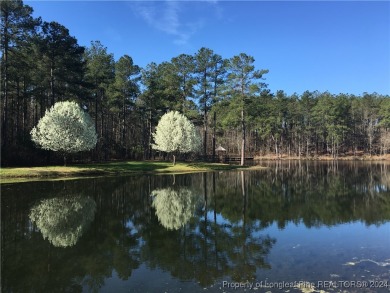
[
  {"left": 2, "top": 162, "right": 389, "bottom": 292},
  {"left": 213, "top": 161, "right": 390, "bottom": 227}
]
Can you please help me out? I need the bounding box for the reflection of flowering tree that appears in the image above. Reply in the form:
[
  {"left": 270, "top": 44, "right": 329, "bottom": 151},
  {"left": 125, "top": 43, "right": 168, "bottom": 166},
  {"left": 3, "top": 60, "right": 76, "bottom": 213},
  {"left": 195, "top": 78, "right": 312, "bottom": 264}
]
[
  {"left": 29, "top": 196, "right": 96, "bottom": 247},
  {"left": 151, "top": 187, "right": 201, "bottom": 230}
]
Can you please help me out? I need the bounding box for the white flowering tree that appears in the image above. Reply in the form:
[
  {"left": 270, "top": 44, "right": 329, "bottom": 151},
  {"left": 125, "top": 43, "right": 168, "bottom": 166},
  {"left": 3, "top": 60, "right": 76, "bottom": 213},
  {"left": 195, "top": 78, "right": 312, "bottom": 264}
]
[
  {"left": 152, "top": 111, "right": 201, "bottom": 165},
  {"left": 31, "top": 101, "right": 97, "bottom": 165}
]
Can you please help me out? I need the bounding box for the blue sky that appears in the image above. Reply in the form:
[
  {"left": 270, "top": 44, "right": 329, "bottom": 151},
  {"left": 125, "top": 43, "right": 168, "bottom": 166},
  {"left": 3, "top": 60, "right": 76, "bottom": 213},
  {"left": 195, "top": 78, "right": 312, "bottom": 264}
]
[{"left": 26, "top": 1, "right": 390, "bottom": 96}]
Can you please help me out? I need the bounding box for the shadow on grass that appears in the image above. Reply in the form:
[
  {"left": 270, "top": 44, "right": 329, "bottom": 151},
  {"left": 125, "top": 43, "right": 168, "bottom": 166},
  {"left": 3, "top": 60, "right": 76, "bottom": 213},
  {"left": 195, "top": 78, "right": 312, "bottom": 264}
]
[
  {"left": 1, "top": 161, "right": 253, "bottom": 184},
  {"left": 0, "top": 161, "right": 172, "bottom": 180},
  {"left": 186, "top": 162, "right": 245, "bottom": 171},
  {"left": 77, "top": 161, "right": 172, "bottom": 174}
]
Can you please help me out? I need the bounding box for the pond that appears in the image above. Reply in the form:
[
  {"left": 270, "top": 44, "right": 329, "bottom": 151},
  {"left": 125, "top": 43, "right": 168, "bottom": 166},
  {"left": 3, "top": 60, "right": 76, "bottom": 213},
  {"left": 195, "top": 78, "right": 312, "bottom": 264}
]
[{"left": 2, "top": 161, "right": 390, "bottom": 293}]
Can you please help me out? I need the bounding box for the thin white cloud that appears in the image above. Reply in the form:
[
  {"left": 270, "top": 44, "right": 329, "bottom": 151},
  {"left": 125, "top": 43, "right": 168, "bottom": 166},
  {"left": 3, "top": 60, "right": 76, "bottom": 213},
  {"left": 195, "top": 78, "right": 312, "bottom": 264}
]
[{"left": 131, "top": 1, "right": 207, "bottom": 45}]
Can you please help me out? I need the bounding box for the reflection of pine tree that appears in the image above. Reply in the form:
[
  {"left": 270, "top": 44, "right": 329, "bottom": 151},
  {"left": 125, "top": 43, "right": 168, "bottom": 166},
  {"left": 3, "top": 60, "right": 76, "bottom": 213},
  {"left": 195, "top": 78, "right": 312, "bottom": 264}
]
[
  {"left": 225, "top": 224, "right": 275, "bottom": 282},
  {"left": 29, "top": 195, "right": 96, "bottom": 247},
  {"left": 212, "top": 162, "right": 390, "bottom": 228},
  {"left": 151, "top": 187, "right": 202, "bottom": 230},
  {"left": 220, "top": 171, "right": 276, "bottom": 282},
  {"left": 142, "top": 174, "right": 277, "bottom": 286},
  {"left": 4, "top": 165, "right": 390, "bottom": 292}
]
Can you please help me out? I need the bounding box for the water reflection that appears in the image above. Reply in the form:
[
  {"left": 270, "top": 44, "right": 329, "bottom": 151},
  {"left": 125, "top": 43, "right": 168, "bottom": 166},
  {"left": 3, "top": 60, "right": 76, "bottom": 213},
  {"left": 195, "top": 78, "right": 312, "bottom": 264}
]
[
  {"left": 241, "top": 161, "right": 390, "bottom": 228},
  {"left": 151, "top": 187, "right": 202, "bottom": 230},
  {"left": 1, "top": 161, "right": 389, "bottom": 292},
  {"left": 144, "top": 173, "right": 275, "bottom": 285},
  {"left": 29, "top": 195, "right": 96, "bottom": 247}
]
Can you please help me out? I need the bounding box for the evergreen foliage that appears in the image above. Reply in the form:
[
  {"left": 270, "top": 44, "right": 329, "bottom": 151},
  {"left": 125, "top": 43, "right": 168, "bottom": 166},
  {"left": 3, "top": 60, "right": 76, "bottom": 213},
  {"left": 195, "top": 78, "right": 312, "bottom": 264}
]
[{"left": 1, "top": 0, "right": 389, "bottom": 165}]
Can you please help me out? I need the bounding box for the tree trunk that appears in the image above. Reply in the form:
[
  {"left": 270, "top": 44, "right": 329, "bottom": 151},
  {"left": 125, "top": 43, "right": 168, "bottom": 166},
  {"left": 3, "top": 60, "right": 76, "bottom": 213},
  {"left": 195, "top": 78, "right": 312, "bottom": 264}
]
[
  {"left": 203, "top": 172, "right": 208, "bottom": 224},
  {"left": 275, "top": 141, "right": 278, "bottom": 158},
  {"left": 95, "top": 90, "right": 98, "bottom": 135},
  {"left": 122, "top": 94, "right": 126, "bottom": 144},
  {"left": 254, "top": 129, "right": 258, "bottom": 154},
  {"left": 2, "top": 11, "right": 9, "bottom": 152},
  {"left": 203, "top": 105, "right": 207, "bottom": 160},
  {"left": 212, "top": 111, "right": 216, "bottom": 162},
  {"left": 94, "top": 90, "right": 99, "bottom": 160},
  {"left": 241, "top": 171, "right": 246, "bottom": 226},
  {"left": 306, "top": 136, "right": 310, "bottom": 157},
  {"left": 50, "top": 63, "right": 55, "bottom": 106},
  {"left": 148, "top": 108, "right": 152, "bottom": 159},
  {"left": 22, "top": 77, "right": 28, "bottom": 140},
  {"left": 241, "top": 108, "right": 245, "bottom": 166},
  {"left": 298, "top": 140, "right": 301, "bottom": 159}
]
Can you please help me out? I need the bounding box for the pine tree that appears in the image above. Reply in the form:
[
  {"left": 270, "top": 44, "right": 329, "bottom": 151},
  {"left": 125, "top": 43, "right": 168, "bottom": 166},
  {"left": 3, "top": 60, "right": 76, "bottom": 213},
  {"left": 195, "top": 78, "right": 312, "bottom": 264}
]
[
  {"left": 226, "top": 53, "right": 268, "bottom": 165},
  {"left": 1, "top": 0, "right": 39, "bottom": 154}
]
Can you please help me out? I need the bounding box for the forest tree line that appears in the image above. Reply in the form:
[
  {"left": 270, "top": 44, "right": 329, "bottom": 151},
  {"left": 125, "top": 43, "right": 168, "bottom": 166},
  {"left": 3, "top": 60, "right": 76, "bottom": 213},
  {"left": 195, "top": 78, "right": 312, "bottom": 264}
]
[{"left": 1, "top": 0, "right": 390, "bottom": 166}]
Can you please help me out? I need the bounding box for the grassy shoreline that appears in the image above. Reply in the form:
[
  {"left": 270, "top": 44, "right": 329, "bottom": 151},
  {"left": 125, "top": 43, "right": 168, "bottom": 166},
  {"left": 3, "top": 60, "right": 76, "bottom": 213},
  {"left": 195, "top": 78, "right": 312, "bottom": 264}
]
[
  {"left": 2, "top": 155, "right": 389, "bottom": 184},
  {"left": 0, "top": 161, "right": 260, "bottom": 184}
]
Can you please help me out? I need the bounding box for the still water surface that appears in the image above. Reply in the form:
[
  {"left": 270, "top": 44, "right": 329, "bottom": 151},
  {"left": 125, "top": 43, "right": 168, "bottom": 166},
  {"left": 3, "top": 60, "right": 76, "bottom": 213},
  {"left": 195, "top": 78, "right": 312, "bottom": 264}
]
[{"left": 2, "top": 161, "right": 390, "bottom": 292}]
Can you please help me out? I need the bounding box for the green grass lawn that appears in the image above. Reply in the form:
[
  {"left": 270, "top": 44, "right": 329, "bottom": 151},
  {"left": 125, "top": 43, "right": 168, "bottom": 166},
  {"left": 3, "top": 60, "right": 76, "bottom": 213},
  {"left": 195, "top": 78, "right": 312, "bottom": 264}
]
[{"left": 0, "top": 161, "right": 262, "bottom": 183}]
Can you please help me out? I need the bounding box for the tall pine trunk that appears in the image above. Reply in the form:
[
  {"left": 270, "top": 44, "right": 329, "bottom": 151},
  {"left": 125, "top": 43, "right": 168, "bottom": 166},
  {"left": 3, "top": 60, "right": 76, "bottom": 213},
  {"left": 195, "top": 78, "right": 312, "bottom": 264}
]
[
  {"left": 148, "top": 108, "right": 152, "bottom": 159},
  {"left": 241, "top": 108, "right": 245, "bottom": 166},
  {"left": 2, "top": 11, "right": 9, "bottom": 153},
  {"left": 212, "top": 111, "right": 216, "bottom": 162},
  {"left": 203, "top": 90, "right": 207, "bottom": 159},
  {"left": 50, "top": 63, "right": 55, "bottom": 106},
  {"left": 122, "top": 94, "right": 126, "bottom": 144}
]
